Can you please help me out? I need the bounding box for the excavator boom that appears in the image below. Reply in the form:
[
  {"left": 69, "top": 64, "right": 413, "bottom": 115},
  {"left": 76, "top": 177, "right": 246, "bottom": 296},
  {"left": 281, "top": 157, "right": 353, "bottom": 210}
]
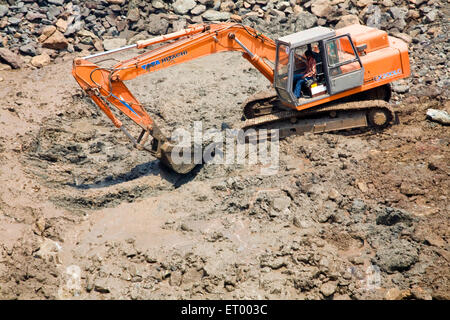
[{"left": 72, "top": 23, "right": 277, "bottom": 173}]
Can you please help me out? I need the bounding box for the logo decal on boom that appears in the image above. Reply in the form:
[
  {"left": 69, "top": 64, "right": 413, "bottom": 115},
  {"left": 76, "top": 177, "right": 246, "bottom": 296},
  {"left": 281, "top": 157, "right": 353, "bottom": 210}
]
[{"left": 141, "top": 50, "right": 188, "bottom": 72}]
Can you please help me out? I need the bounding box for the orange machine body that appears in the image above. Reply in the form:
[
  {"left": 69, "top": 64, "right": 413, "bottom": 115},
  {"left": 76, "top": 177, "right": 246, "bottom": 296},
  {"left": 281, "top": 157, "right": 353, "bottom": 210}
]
[
  {"left": 72, "top": 23, "right": 409, "bottom": 133},
  {"left": 281, "top": 24, "right": 410, "bottom": 112}
]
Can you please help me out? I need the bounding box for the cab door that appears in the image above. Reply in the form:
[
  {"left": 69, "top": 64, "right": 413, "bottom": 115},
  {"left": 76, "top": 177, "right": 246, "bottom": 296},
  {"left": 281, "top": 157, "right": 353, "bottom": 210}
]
[
  {"left": 274, "top": 42, "right": 297, "bottom": 106},
  {"left": 324, "top": 35, "right": 364, "bottom": 95}
]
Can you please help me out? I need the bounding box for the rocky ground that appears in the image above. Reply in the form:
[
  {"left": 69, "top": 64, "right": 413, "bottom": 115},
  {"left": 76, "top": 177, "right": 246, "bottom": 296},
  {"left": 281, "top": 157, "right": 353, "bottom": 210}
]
[{"left": 0, "top": 0, "right": 449, "bottom": 300}]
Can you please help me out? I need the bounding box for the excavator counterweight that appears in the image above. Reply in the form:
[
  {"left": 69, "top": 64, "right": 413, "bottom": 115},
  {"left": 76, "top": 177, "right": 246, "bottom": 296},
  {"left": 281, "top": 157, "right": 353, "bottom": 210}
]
[{"left": 72, "top": 23, "right": 410, "bottom": 174}]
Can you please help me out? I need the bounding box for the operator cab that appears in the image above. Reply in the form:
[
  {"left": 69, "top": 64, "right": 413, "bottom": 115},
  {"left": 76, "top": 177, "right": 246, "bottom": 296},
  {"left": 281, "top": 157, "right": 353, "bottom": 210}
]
[{"left": 274, "top": 27, "right": 364, "bottom": 107}]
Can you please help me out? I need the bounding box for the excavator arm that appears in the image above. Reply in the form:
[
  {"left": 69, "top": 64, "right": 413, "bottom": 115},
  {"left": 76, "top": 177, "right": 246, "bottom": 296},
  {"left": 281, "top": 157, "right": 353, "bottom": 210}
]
[{"left": 72, "top": 23, "right": 277, "bottom": 173}]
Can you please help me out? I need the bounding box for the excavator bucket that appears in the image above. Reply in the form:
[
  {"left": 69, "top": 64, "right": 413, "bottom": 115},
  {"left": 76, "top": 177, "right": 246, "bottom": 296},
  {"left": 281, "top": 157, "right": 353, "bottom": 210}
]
[
  {"left": 158, "top": 141, "right": 197, "bottom": 174},
  {"left": 143, "top": 126, "right": 197, "bottom": 174}
]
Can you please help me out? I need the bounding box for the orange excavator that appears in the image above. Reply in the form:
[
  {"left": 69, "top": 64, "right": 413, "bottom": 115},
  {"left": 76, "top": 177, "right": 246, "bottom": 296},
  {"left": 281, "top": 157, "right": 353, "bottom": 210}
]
[{"left": 72, "top": 23, "right": 410, "bottom": 174}]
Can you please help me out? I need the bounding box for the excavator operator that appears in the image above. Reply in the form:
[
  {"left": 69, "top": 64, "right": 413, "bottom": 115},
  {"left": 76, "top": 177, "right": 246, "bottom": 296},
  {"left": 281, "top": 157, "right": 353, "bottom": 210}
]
[{"left": 293, "top": 49, "right": 317, "bottom": 98}]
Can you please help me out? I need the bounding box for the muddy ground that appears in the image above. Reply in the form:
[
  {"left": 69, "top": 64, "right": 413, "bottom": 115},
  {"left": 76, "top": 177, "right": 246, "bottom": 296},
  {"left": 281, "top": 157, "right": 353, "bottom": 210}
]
[{"left": 0, "top": 48, "right": 448, "bottom": 300}]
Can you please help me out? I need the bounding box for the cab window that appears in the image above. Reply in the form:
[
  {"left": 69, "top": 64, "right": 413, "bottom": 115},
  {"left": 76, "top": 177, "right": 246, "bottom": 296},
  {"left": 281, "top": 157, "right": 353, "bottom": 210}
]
[
  {"left": 325, "top": 36, "right": 361, "bottom": 77},
  {"left": 275, "top": 44, "right": 290, "bottom": 89}
]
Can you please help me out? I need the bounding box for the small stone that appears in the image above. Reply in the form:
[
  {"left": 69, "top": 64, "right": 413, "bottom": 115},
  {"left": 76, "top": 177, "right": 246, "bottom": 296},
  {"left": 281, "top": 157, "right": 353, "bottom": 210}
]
[
  {"left": 146, "top": 14, "right": 169, "bottom": 35},
  {"left": 191, "top": 4, "right": 206, "bottom": 15},
  {"left": 374, "top": 240, "right": 419, "bottom": 273},
  {"left": 56, "top": 18, "right": 68, "bottom": 33},
  {"left": 230, "top": 14, "right": 242, "bottom": 22},
  {"left": 127, "top": 8, "right": 140, "bottom": 22},
  {"left": 77, "top": 29, "right": 97, "bottom": 39},
  {"left": 35, "top": 217, "right": 46, "bottom": 233},
  {"left": 272, "top": 196, "right": 291, "bottom": 212},
  {"left": 8, "top": 17, "right": 21, "bottom": 25},
  {"left": 25, "top": 11, "right": 46, "bottom": 21},
  {"left": 410, "top": 286, "right": 432, "bottom": 300},
  {"left": 262, "top": 257, "right": 286, "bottom": 270},
  {"left": 294, "top": 11, "right": 317, "bottom": 31},
  {"left": 106, "top": 0, "right": 126, "bottom": 4},
  {"left": 351, "top": 199, "right": 366, "bottom": 214},
  {"left": 0, "top": 5, "right": 8, "bottom": 18},
  {"left": 19, "top": 44, "right": 36, "bottom": 56},
  {"left": 392, "top": 83, "right": 409, "bottom": 93},
  {"left": 64, "top": 20, "right": 84, "bottom": 36},
  {"left": 376, "top": 207, "right": 413, "bottom": 226},
  {"left": 366, "top": 5, "right": 382, "bottom": 28},
  {"left": 0, "top": 48, "right": 24, "bottom": 69},
  {"left": 182, "top": 268, "right": 203, "bottom": 284},
  {"left": 276, "top": 1, "right": 290, "bottom": 11},
  {"left": 335, "top": 15, "right": 360, "bottom": 28},
  {"left": 0, "top": 63, "right": 12, "bottom": 71},
  {"left": 94, "top": 279, "right": 110, "bottom": 294},
  {"left": 393, "top": 32, "right": 412, "bottom": 44},
  {"left": 93, "top": 39, "right": 103, "bottom": 51},
  {"left": 47, "top": 0, "right": 64, "bottom": 5},
  {"left": 328, "top": 188, "right": 340, "bottom": 201},
  {"left": 31, "top": 53, "right": 51, "bottom": 68},
  {"left": 400, "top": 182, "right": 424, "bottom": 196},
  {"left": 424, "top": 10, "right": 438, "bottom": 23},
  {"left": 357, "top": 0, "right": 373, "bottom": 7},
  {"left": 173, "top": 0, "right": 197, "bottom": 15},
  {"left": 202, "top": 10, "right": 231, "bottom": 21},
  {"left": 169, "top": 271, "right": 182, "bottom": 286},
  {"left": 152, "top": 0, "right": 166, "bottom": 9},
  {"left": 357, "top": 181, "right": 368, "bottom": 193},
  {"left": 180, "top": 223, "right": 192, "bottom": 232},
  {"left": 311, "top": 0, "right": 333, "bottom": 18},
  {"left": 320, "top": 281, "right": 337, "bottom": 297},
  {"left": 385, "top": 287, "right": 411, "bottom": 300},
  {"left": 39, "top": 26, "right": 57, "bottom": 43},
  {"left": 42, "top": 30, "right": 69, "bottom": 50},
  {"left": 426, "top": 109, "right": 450, "bottom": 125}
]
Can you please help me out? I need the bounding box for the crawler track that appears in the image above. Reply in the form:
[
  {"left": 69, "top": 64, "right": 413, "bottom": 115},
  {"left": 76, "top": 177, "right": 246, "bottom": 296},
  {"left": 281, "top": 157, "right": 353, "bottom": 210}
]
[{"left": 238, "top": 88, "right": 395, "bottom": 136}]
